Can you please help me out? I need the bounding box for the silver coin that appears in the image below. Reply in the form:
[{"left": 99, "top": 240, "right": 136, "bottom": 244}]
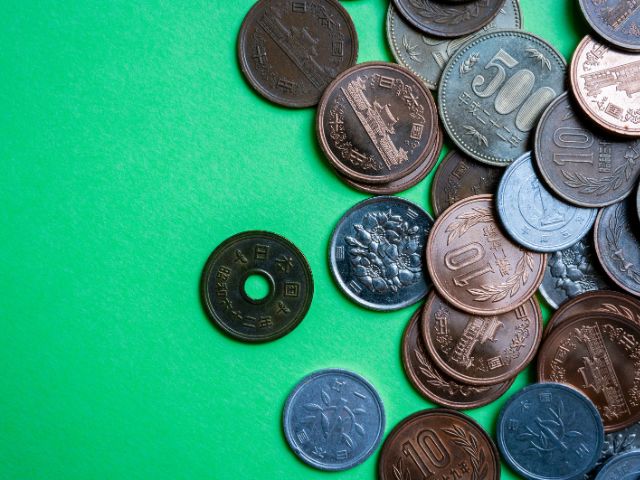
[
  {"left": 539, "top": 236, "right": 611, "bottom": 310},
  {"left": 386, "top": 0, "right": 522, "bottom": 90},
  {"left": 595, "top": 450, "right": 640, "bottom": 480},
  {"left": 496, "top": 152, "right": 597, "bottom": 252},
  {"left": 329, "top": 196, "right": 433, "bottom": 311},
  {"left": 439, "top": 29, "right": 566, "bottom": 167},
  {"left": 282, "top": 369, "right": 385, "bottom": 471}
]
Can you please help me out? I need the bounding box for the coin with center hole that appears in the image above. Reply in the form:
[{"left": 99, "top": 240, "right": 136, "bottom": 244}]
[
  {"left": 439, "top": 29, "right": 566, "bottom": 167},
  {"left": 200, "top": 231, "right": 313, "bottom": 342},
  {"left": 386, "top": 0, "right": 522, "bottom": 90},
  {"left": 426, "top": 194, "right": 546, "bottom": 315},
  {"left": 497, "top": 383, "right": 604, "bottom": 480},
  {"left": 237, "top": 0, "right": 358, "bottom": 108},
  {"left": 282, "top": 369, "right": 385, "bottom": 471},
  {"left": 421, "top": 291, "right": 542, "bottom": 385},
  {"left": 317, "top": 62, "right": 439, "bottom": 184},
  {"left": 329, "top": 196, "right": 434, "bottom": 311},
  {"left": 402, "top": 308, "right": 514, "bottom": 409},
  {"left": 496, "top": 152, "right": 598, "bottom": 252},
  {"left": 378, "top": 408, "right": 500, "bottom": 480},
  {"left": 537, "top": 312, "right": 640, "bottom": 432},
  {"left": 534, "top": 92, "right": 640, "bottom": 208}
]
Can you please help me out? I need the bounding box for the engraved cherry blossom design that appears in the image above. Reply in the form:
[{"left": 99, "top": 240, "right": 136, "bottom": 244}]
[
  {"left": 380, "top": 241, "right": 422, "bottom": 289},
  {"left": 549, "top": 242, "right": 600, "bottom": 297}
]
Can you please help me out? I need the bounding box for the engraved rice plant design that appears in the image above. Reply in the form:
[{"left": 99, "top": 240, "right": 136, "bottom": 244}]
[
  {"left": 560, "top": 142, "right": 640, "bottom": 194},
  {"left": 408, "top": 0, "right": 487, "bottom": 24},
  {"left": 303, "top": 387, "right": 367, "bottom": 452},
  {"left": 442, "top": 424, "right": 487, "bottom": 480},
  {"left": 414, "top": 348, "right": 490, "bottom": 396},
  {"left": 463, "top": 125, "right": 489, "bottom": 147},
  {"left": 526, "top": 48, "right": 551, "bottom": 70},
  {"left": 460, "top": 53, "right": 480, "bottom": 75},
  {"left": 605, "top": 204, "right": 640, "bottom": 285},
  {"left": 392, "top": 457, "right": 411, "bottom": 480},
  {"left": 345, "top": 210, "right": 422, "bottom": 293},
  {"left": 516, "top": 400, "right": 583, "bottom": 455},
  {"left": 402, "top": 35, "right": 423, "bottom": 63}
]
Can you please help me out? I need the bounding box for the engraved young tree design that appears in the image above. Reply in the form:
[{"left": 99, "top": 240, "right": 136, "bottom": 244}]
[
  {"left": 345, "top": 210, "right": 422, "bottom": 293},
  {"left": 442, "top": 424, "right": 487, "bottom": 480},
  {"left": 516, "top": 400, "right": 582, "bottom": 455}
]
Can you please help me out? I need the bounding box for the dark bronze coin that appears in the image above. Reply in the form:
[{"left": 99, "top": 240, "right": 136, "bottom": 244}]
[
  {"left": 594, "top": 199, "right": 640, "bottom": 297},
  {"left": 422, "top": 291, "right": 542, "bottom": 386},
  {"left": 340, "top": 127, "right": 443, "bottom": 194},
  {"left": 317, "top": 62, "right": 439, "bottom": 184},
  {"left": 378, "top": 408, "right": 500, "bottom": 480},
  {"left": 431, "top": 150, "right": 503, "bottom": 217},
  {"left": 535, "top": 92, "right": 640, "bottom": 208},
  {"left": 391, "top": 0, "right": 506, "bottom": 38},
  {"left": 544, "top": 290, "right": 640, "bottom": 339},
  {"left": 201, "top": 231, "right": 313, "bottom": 342},
  {"left": 426, "top": 194, "right": 547, "bottom": 315},
  {"left": 571, "top": 36, "right": 640, "bottom": 137},
  {"left": 579, "top": 0, "right": 640, "bottom": 53},
  {"left": 402, "top": 308, "right": 514, "bottom": 409},
  {"left": 537, "top": 312, "right": 640, "bottom": 432},
  {"left": 237, "top": 0, "right": 358, "bottom": 108}
]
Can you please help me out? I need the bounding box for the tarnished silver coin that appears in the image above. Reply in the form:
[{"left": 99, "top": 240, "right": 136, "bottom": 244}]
[
  {"left": 386, "top": 0, "right": 522, "bottom": 90},
  {"left": 496, "top": 152, "right": 598, "bottom": 252},
  {"left": 329, "top": 196, "right": 433, "bottom": 311},
  {"left": 595, "top": 450, "right": 640, "bottom": 480},
  {"left": 439, "top": 29, "right": 566, "bottom": 167},
  {"left": 539, "top": 236, "right": 611, "bottom": 310}
]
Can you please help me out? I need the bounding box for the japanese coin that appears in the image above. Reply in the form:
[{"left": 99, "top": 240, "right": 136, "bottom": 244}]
[
  {"left": 595, "top": 450, "right": 640, "bottom": 480},
  {"left": 391, "top": 0, "right": 506, "bottom": 38},
  {"left": 579, "top": 0, "right": 640, "bottom": 53},
  {"left": 317, "top": 62, "right": 439, "bottom": 184},
  {"left": 282, "top": 369, "right": 385, "bottom": 471},
  {"left": 496, "top": 383, "right": 604, "bottom": 480},
  {"left": 591, "top": 422, "right": 640, "bottom": 479},
  {"left": 421, "top": 291, "right": 542, "bottom": 385},
  {"left": 496, "top": 152, "right": 598, "bottom": 252},
  {"left": 537, "top": 312, "right": 640, "bottom": 432},
  {"left": 378, "top": 409, "right": 500, "bottom": 480},
  {"left": 594, "top": 199, "right": 640, "bottom": 297},
  {"left": 544, "top": 290, "right": 640, "bottom": 338},
  {"left": 426, "top": 194, "right": 546, "bottom": 315},
  {"left": 200, "top": 231, "right": 313, "bottom": 342},
  {"left": 539, "top": 237, "right": 611, "bottom": 310},
  {"left": 329, "top": 196, "right": 434, "bottom": 311},
  {"left": 402, "top": 307, "right": 514, "bottom": 409},
  {"left": 386, "top": 0, "right": 522, "bottom": 90},
  {"left": 535, "top": 93, "right": 640, "bottom": 208},
  {"left": 237, "top": 0, "right": 358, "bottom": 108},
  {"left": 439, "top": 29, "right": 566, "bottom": 167},
  {"left": 430, "top": 149, "right": 503, "bottom": 217},
  {"left": 341, "top": 127, "right": 443, "bottom": 194},
  {"left": 571, "top": 36, "right": 640, "bottom": 137},
  {"left": 638, "top": 182, "right": 640, "bottom": 223}
]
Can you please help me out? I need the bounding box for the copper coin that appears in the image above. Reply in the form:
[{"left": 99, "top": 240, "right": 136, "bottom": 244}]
[
  {"left": 535, "top": 92, "right": 640, "bottom": 208},
  {"left": 538, "top": 312, "right": 640, "bottom": 432},
  {"left": 571, "top": 35, "right": 640, "bottom": 137},
  {"left": 378, "top": 408, "right": 500, "bottom": 480},
  {"left": 402, "top": 308, "right": 514, "bottom": 409},
  {"left": 594, "top": 199, "right": 640, "bottom": 297},
  {"left": 340, "top": 127, "right": 443, "bottom": 194},
  {"left": 430, "top": 150, "right": 503, "bottom": 217},
  {"left": 392, "top": 0, "right": 506, "bottom": 38},
  {"left": 544, "top": 290, "right": 640, "bottom": 339},
  {"left": 317, "top": 61, "right": 439, "bottom": 184},
  {"left": 237, "top": 0, "right": 358, "bottom": 108},
  {"left": 426, "top": 194, "right": 547, "bottom": 315},
  {"left": 421, "top": 291, "right": 542, "bottom": 385}
]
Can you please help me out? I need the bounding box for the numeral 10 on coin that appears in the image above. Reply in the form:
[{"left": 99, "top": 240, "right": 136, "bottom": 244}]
[{"left": 401, "top": 429, "right": 451, "bottom": 477}]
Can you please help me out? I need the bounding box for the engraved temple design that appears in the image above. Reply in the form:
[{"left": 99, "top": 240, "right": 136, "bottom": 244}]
[
  {"left": 602, "top": 0, "right": 640, "bottom": 30},
  {"left": 450, "top": 316, "right": 503, "bottom": 369},
  {"left": 581, "top": 60, "right": 640, "bottom": 97}
]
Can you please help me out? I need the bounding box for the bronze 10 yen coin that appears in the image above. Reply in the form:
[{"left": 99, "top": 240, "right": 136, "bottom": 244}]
[
  {"left": 537, "top": 312, "right": 640, "bottom": 432},
  {"left": 317, "top": 62, "right": 439, "bottom": 184},
  {"left": 378, "top": 408, "right": 500, "bottom": 480},
  {"left": 237, "top": 0, "right": 358, "bottom": 108},
  {"left": 201, "top": 231, "right": 314, "bottom": 342},
  {"left": 426, "top": 194, "right": 547, "bottom": 315},
  {"left": 402, "top": 308, "right": 514, "bottom": 409},
  {"left": 422, "top": 291, "right": 542, "bottom": 386}
]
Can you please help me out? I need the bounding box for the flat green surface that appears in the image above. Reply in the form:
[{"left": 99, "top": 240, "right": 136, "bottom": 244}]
[{"left": 0, "top": 1, "right": 588, "bottom": 479}]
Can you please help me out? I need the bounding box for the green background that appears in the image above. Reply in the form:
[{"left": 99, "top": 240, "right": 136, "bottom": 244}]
[{"left": 0, "top": 1, "right": 588, "bottom": 478}]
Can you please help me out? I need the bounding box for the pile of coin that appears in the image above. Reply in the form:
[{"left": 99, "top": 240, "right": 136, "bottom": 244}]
[{"left": 220, "top": 0, "right": 640, "bottom": 477}]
